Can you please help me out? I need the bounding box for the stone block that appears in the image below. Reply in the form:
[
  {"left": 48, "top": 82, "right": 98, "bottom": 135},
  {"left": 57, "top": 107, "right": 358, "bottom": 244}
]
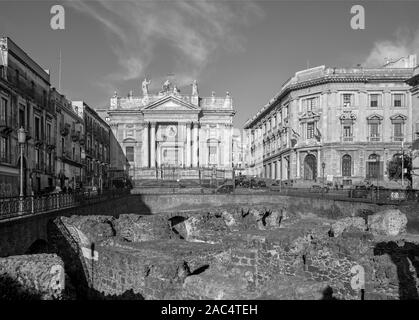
[
  {"left": 0, "top": 254, "right": 65, "bottom": 300},
  {"left": 367, "top": 209, "right": 408, "bottom": 236},
  {"left": 330, "top": 217, "right": 366, "bottom": 237}
]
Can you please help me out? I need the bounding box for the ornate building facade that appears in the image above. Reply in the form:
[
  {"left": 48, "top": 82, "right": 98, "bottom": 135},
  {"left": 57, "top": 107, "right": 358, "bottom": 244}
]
[
  {"left": 407, "top": 65, "right": 419, "bottom": 189},
  {"left": 72, "top": 101, "right": 111, "bottom": 190},
  {"left": 97, "top": 78, "right": 235, "bottom": 181},
  {"left": 0, "top": 37, "right": 56, "bottom": 196},
  {"left": 245, "top": 55, "right": 417, "bottom": 186},
  {"left": 52, "top": 89, "right": 84, "bottom": 191}
]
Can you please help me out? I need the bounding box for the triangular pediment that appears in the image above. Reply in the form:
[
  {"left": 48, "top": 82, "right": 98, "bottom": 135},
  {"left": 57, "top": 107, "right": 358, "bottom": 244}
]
[
  {"left": 141, "top": 94, "right": 200, "bottom": 112},
  {"left": 299, "top": 110, "right": 320, "bottom": 120}
]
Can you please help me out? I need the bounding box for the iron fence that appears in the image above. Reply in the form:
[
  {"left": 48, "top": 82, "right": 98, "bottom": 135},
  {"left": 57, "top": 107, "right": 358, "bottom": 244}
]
[{"left": 0, "top": 189, "right": 130, "bottom": 220}]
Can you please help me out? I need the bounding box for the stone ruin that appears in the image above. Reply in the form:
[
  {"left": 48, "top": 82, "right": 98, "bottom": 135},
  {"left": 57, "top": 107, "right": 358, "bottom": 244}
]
[{"left": 1, "top": 205, "right": 419, "bottom": 300}]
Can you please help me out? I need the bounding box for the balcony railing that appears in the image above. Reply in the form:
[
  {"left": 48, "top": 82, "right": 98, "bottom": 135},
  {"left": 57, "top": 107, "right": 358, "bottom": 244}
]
[
  {"left": 392, "top": 136, "right": 404, "bottom": 142},
  {"left": 342, "top": 136, "right": 353, "bottom": 142},
  {"left": 0, "top": 115, "right": 14, "bottom": 134},
  {"left": 367, "top": 136, "right": 381, "bottom": 142},
  {"left": 0, "top": 189, "right": 130, "bottom": 220}
]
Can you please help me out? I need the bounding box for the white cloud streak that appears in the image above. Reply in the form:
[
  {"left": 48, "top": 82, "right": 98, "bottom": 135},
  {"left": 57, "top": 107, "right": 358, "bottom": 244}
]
[
  {"left": 67, "top": 0, "right": 264, "bottom": 89},
  {"left": 364, "top": 26, "right": 419, "bottom": 67}
]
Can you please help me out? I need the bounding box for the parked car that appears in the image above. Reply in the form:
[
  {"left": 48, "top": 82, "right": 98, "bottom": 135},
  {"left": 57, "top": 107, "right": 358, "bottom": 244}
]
[
  {"left": 349, "top": 185, "right": 370, "bottom": 198},
  {"left": 83, "top": 186, "right": 98, "bottom": 197},
  {"left": 269, "top": 181, "right": 282, "bottom": 192},
  {"left": 309, "top": 185, "right": 329, "bottom": 193},
  {"left": 215, "top": 183, "right": 234, "bottom": 194}
]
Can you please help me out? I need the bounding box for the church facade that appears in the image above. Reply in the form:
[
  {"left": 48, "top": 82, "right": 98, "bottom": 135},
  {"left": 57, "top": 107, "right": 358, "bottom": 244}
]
[{"left": 96, "top": 79, "right": 235, "bottom": 181}]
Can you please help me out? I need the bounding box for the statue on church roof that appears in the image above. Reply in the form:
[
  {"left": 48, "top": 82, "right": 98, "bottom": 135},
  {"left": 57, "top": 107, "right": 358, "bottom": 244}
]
[
  {"left": 173, "top": 85, "right": 180, "bottom": 95},
  {"left": 163, "top": 79, "right": 171, "bottom": 92},
  {"left": 192, "top": 80, "right": 198, "bottom": 96},
  {"left": 142, "top": 78, "right": 151, "bottom": 96}
]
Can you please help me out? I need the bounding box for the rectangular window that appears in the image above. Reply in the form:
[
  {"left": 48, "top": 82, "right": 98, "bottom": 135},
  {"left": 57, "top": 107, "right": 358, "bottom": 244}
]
[
  {"left": 34, "top": 117, "right": 40, "bottom": 140},
  {"left": 15, "top": 69, "right": 19, "bottom": 87},
  {"left": 0, "top": 98, "right": 7, "bottom": 124},
  {"left": 342, "top": 93, "right": 353, "bottom": 107},
  {"left": 393, "top": 94, "right": 404, "bottom": 107},
  {"left": 0, "top": 136, "right": 8, "bottom": 163},
  {"left": 370, "top": 94, "right": 380, "bottom": 107},
  {"left": 209, "top": 146, "right": 217, "bottom": 165},
  {"left": 19, "top": 105, "right": 25, "bottom": 129},
  {"left": 126, "top": 146, "right": 134, "bottom": 162},
  {"left": 307, "top": 122, "right": 315, "bottom": 139},
  {"left": 393, "top": 123, "right": 403, "bottom": 141},
  {"left": 283, "top": 106, "right": 288, "bottom": 119},
  {"left": 46, "top": 123, "right": 51, "bottom": 144},
  {"left": 303, "top": 97, "right": 318, "bottom": 112},
  {"left": 343, "top": 125, "right": 352, "bottom": 137},
  {"left": 369, "top": 123, "right": 380, "bottom": 141}
]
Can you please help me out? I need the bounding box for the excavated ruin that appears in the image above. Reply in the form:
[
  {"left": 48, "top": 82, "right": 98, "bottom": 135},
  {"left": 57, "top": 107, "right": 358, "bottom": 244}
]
[{"left": 1, "top": 205, "right": 419, "bottom": 300}]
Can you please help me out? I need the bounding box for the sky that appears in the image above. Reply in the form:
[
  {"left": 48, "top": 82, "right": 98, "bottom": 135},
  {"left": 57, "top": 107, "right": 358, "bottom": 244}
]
[{"left": 1, "top": 0, "right": 419, "bottom": 127}]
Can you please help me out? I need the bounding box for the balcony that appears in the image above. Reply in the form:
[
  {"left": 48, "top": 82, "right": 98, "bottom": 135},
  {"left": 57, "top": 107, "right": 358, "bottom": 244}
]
[
  {"left": 391, "top": 135, "right": 404, "bottom": 142},
  {"left": 71, "top": 130, "right": 80, "bottom": 142},
  {"left": 367, "top": 136, "right": 381, "bottom": 142},
  {"left": 342, "top": 136, "right": 353, "bottom": 142},
  {"left": 79, "top": 134, "right": 85, "bottom": 145},
  {"left": 45, "top": 164, "right": 54, "bottom": 175},
  {"left": 60, "top": 124, "right": 70, "bottom": 136},
  {"left": 33, "top": 161, "right": 45, "bottom": 172},
  {"left": 0, "top": 151, "right": 12, "bottom": 164},
  {"left": 33, "top": 134, "right": 44, "bottom": 147},
  {"left": 0, "top": 115, "right": 14, "bottom": 135}
]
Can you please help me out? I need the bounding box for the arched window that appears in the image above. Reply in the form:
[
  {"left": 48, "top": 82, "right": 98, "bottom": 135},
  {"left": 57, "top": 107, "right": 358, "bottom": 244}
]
[{"left": 342, "top": 154, "right": 352, "bottom": 177}]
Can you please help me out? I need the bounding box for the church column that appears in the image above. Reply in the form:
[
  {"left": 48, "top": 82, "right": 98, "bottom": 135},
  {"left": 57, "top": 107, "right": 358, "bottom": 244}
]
[
  {"left": 296, "top": 150, "right": 300, "bottom": 178},
  {"left": 317, "top": 149, "right": 321, "bottom": 180},
  {"left": 224, "top": 124, "right": 230, "bottom": 168},
  {"left": 186, "top": 122, "right": 192, "bottom": 167},
  {"left": 192, "top": 122, "right": 199, "bottom": 167},
  {"left": 142, "top": 122, "right": 149, "bottom": 168},
  {"left": 150, "top": 122, "right": 156, "bottom": 168}
]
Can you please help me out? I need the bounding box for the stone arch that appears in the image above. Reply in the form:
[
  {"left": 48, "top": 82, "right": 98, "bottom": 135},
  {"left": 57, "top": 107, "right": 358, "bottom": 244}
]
[
  {"left": 366, "top": 153, "right": 382, "bottom": 180},
  {"left": 304, "top": 154, "right": 317, "bottom": 180},
  {"left": 25, "top": 239, "right": 49, "bottom": 254},
  {"left": 342, "top": 154, "right": 352, "bottom": 177}
]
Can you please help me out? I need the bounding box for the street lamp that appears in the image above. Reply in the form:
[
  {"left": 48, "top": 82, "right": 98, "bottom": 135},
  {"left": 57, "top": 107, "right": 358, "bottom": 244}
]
[
  {"left": 401, "top": 140, "right": 404, "bottom": 188},
  {"left": 18, "top": 127, "right": 26, "bottom": 213},
  {"left": 321, "top": 162, "right": 326, "bottom": 186}
]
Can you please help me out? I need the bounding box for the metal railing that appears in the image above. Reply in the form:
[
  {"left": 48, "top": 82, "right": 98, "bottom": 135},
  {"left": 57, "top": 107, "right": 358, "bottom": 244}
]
[{"left": 0, "top": 189, "right": 130, "bottom": 221}]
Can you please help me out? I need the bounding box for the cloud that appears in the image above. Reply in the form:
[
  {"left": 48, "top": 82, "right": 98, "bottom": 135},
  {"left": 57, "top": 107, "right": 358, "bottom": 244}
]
[
  {"left": 364, "top": 26, "right": 419, "bottom": 67},
  {"left": 67, "top": 0, "right": 264, "bottom": 89}
]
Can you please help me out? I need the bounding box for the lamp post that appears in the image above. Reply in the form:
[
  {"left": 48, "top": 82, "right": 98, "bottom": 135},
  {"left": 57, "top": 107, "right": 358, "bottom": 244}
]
[
  {"left": 18, "top": 127, "right": 26, "bottom": 213},
  {"left": 321, "top": 162, "right": 326, "bottom": 196},
  {"left": 401, "top": 140, "right": 404, "bottom": 189}
]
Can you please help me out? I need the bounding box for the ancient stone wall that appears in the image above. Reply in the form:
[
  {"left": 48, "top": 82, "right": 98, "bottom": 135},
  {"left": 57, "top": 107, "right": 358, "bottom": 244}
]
[{"left": 42, "top": 206, "right": 419, "bottom": 300}]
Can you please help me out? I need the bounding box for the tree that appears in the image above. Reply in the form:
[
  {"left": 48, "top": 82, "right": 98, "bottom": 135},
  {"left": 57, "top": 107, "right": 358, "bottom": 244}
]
[{"left": 387, "top": 154, "right": 412, "bottom": 183}]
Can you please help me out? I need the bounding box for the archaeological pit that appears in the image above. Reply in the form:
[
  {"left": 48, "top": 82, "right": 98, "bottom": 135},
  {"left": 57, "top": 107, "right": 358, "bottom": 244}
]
[{"left": 1, "top": 203, "right": 419, "bottom": 300}]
